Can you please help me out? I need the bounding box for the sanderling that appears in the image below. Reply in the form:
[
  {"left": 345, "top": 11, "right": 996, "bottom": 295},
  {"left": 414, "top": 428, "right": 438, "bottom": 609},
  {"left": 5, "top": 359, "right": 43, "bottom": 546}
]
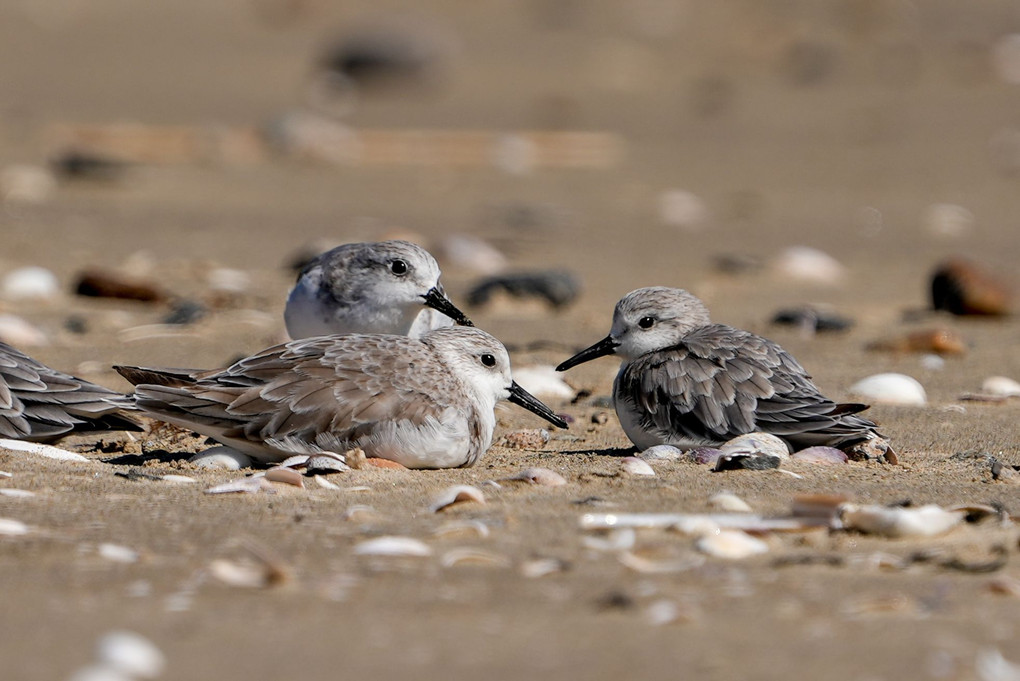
[
  {"left": 0, "top": 342, "right": 139, "bottom": 441},
  {"left": 285, "top": 240, "right": 472, "bottom": 339},
  {"left": 557, "top": 287, "right": 889, "bottom": 455},
  {"left": 115, "top": 327, "right": 567, "bottom": 469}
]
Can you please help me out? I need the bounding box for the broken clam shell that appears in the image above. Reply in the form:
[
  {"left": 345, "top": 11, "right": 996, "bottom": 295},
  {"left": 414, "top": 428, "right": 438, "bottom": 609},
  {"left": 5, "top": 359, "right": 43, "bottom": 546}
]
[
  {"left": 707, "top": 493, "right": 753, "bottom": 513},
  {"left": 839, "top": 503, "right": 964, "bottom": 538},
  {"left": 429, "top": 485, "right": 485, "bottom": 513},
  {"left": 695, "top": 530, "right": 769, "bottom": 560},
  {"left": 848, "top": 373, "right": 927, "bottom": 406},
  {"left": 720, "top": 432, "right": 790, "bottom": 459},
  {"left": 621, "top": 457, "right": 655, "bottom": 476},
  {"left": 353, "top": 536, "right": 433, "bottom": 557},
  {"left": 791, "top": 447, "right": 848, "bottom": 465},
  {"left": 508, "top": 467, "right": 567, "bottom": 486}
]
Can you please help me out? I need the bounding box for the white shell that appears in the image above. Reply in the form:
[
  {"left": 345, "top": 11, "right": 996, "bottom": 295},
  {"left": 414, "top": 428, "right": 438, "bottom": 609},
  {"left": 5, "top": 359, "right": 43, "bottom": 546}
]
[
  {"left": 265, "top": 467, "right": 305, "bottom": 488},
  {"left": 618, "top": 550, "right": 705, "bottom": 574},
  {"left": 582, "top": 527, "right": 637, "bottom": 552},
  {"left": 354, "top": 536, "right": 433, "bottom": 557},
  {"left": 0, "top": 438, "right": 87, "bottom": 461},
  {"left": 983, "top": 376, "right": 1020, "bottom": 397},
  {"left": 0, "top": 164, "right": 56, "bottom": 203},
  {"left": 160, "top": 474, "right": 196, "bottom": 484},
  {"left": 695, "top": 530, "right": 769, "bottom": 559},
  {"left": 209, "top": 559, "right": 271, "bottom": 588},
  {"left": 773, "top": 246, "right": 845, "bottom": 285},
  {"left": 0, "top": 488, "right": 35, "bottom": 498},
  {"left": 509, "top": 467, "right": 567, "bottom": 486},
  {"left": 190, "top": 446, "right": 252, "bottom": 470},
  {"left": 924, "top": 203, "right": 974, "bottom": 239},
  {"left": 2, "top": 266, "right": 60, "bottom": 301},
  {"left": 206, "top": 268, "right": 252, "bottom": 293},
  {"left": 512, "top": 366, "right": 576, "bottom": 399},
  {"left": 658, "top": 189, "right": 708, "bottom": 231},
  {"left": 0, "top": 470, "right": 11, "bottom": 478},
  {"left": 645, "top": 599, "right": 685, "bottom": 626},
  {"left": 849, "top": 373, "right": 927, "bottom": 406},
  {"left": 638, "top": 445, "right": 684, "bottom": 461},
  {"left": 520, "top": 558, "right": 566, "bottom": 578},
  {"left": 720, "top": 432, "right": 790, "bottom": 459},
  {"left": 840, "top": 503, "right": 964, "bottom": 538},
  {"left": 204, "top": 475, "right": 269, "bottom": 495},
  {"left": 429, "top": 485, "right": 485, "bottom": 513},
  {"left": 95, "top": 630, "right": 166, "bottom": 679},
  {"left": 440, "top": 548, "right": 510, "bottom": 568},
  {"left": 98, "top": 543, "right": 139, "bottom": 564},
  {"left": 0, "top": 315, "right": 48, "bottom": 347},
  {"left": 0, "top": 518, "right": 29, "bottom": 535},
  {"left": 433, "top": 234, "right": 507, "bottom": 274},
  {"left": 707, "top": 492, "right": 753, "bottom": 513},
  {"left": 621, "top": 457, "right": 655, "bottom": 476},
  {"left": 314, "top": 475, "right": 341, "bottom": 490},
  {"left": 432, "top": 519, "right": 490, "bottom": 540},
  {"left": 975, "top": 648, "right": 1020, "bottom": 681}
]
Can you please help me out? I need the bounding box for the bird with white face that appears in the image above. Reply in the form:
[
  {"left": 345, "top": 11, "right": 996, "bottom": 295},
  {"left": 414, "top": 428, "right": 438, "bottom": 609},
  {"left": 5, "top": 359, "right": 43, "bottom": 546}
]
[
  {"left": 285, "top": 240, "right": 472, "bottom": 339},
  {"left": 0, "top": 342, "right": 139, "bottom": 441},
  {"left": 557, "top": 287, "right": 889, "bottom": 455},
  {"left": 115, "top": 327, "right": 567, "bottom": 469}
]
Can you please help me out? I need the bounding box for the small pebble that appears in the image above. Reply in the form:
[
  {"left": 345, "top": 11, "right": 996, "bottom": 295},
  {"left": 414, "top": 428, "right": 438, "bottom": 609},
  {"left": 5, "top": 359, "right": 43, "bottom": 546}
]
[
  {"left": 771, "top": 305, "right": 853, "bottom": 333},
  {"left": 689, "top": 447, "right": 725, "bottom": 465},
  {"left": 591, "top": 412, "right": 609, "bottom": 425},
  {"left": 161, "top": 300, "right": 206, "bottom": 325},
  {"left": 467, "top": 270, "right": 581, "bottom": 309},
  {"left": 849, "top": 373, "right": 927, "bottom": 406},
  {"left": 930, "top": 259, "right": 1011, "bottom": 316}
]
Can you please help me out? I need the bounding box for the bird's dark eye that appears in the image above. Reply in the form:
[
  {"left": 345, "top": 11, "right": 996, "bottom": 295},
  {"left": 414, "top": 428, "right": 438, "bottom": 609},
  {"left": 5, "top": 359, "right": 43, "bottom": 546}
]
[
  {"left": 638, "top": 316, "right": 655, "bottom": 329},
  {"left": 390, "top": 259, "right": 408, "bottom": 275},
  {"left": 480, "top": 354, "right": 496, "bottom": 367}
]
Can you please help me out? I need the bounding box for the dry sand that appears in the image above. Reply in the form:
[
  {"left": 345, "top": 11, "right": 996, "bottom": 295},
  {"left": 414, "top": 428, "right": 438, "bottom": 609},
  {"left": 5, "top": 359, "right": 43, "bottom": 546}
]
[{"left": 1, "top": 1, "right": 1020, "bottom": 679}]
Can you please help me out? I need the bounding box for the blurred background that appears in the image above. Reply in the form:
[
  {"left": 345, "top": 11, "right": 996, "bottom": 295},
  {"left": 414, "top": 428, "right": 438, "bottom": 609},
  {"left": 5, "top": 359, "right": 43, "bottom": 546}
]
[{"left": 0, "top": 0, "right": 1017, "bottom": 367}]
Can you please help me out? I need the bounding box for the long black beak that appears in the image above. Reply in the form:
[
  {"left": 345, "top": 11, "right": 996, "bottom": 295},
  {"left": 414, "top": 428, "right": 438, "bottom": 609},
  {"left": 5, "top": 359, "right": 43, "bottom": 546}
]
[
  {"left": 422, "top": 287, "right": 474, "bottom": 327},
  {"left": 507, "top": 381, "right": 568, "bottom": 429},
  {"left": 556, "top": 336, "right": 619, "bottom": 372}
]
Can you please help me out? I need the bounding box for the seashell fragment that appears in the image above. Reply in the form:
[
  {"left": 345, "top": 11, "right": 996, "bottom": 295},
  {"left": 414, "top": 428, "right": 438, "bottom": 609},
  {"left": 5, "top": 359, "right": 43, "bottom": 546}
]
[
  {"left": 713, "top": 453, "right": 781, "bottom": 472},
  {"left": 791, "top": 447, "right": 848, "bottom": 465},
  {"left": 708, "top": 492, "right": 753, "bottom": 513},
  {"left": 688, "top": 447, "right": 725, "bottom": 465},
  {"left": 67, "top": 663, "right": 135, "bottom": 681},
  {"left": 314, "top": 475, "right": 341, "bottom": 490},
  {"left": 520, "top": 557, "right": 567, "bottom": 578},
  {"left": 98, "top": 543, "right": 139, "bottom": 564},
  {"left": 0, "top": 438, "right": 87, "bottom": 461},
  {"left": 434, "top": 234, "right": 507, "bottom": 275},
  {"left": 866, "top": 329, "right": 967, "bottom": 356},
  {"left": 849, "top": 373, "right": 927, "bottom": 406},
  {"left": 440, "top": 548, "right": 510, "bottom": 568},
  {"left": 840, "top": 503, "right": 964, "bottom": 538},
  {"left": 512, "top": 366, "right": 576, "bottom": 399},
  {"left": 695, "top": 530, "right": 769, "bottom": 559},
  {"left": 773, "top": 246, "right": 845, "bottom": 285},
  {"left": 204, "top": 475, "right": 271, "bottom": 495},
  {"left": 95, "top": 630, "right": 165, "bottom": 679},
  {"left": 618, "top": 550, "right": 705, "bottom": 574},
  {"left": 500, "top": 429, "right": 550, "bottom": 449},
  {"left": 429, "top": 485, "right": 485, "bottom": 513},
  {"left": 0, "top": 488, "right": 35, "bottom": 498},
  {"left": 580, "top": 512, "right": 824, "bottom": 533},
  {"left": 0, "top": 470, "right": 10, "bottom": 478},
  {"left": 983, "top": 376, "right": 1020, "bottom": 398},
  {"left": 639, "top": 445, "right": 683, "bottom": 461},
  {"left": 206, "top": 268, "right": 251, "bottom": 294},
  {"left": 160, "top": 474, "right": 196, "bottom": 484},
  {"left": 924, "top": 203, "right": 974, "bottom": 238},
  {"left": 0, "top": 315, "right": 49, "bottom": 347},
  {"left": 265, "top": 467, "right": 305, "bottom": 488},
  {"left": 209, "top": 559, "right": 275, "bottom": 588},
  {"left": 582, "top": 528, "right": 636, "bottom": 552},
  {"left": 658, "top": 189, "right": 708, "bottom": 231},
  {"left": 621, "top": 457, "right": 655, "bottom": 476},
  {"left": 721, "top": 432, "right": 790, "bottom": 459},
  {"left": 433, "top": 519, "right": 490, "bottom": 540},
  {"left": 189, "top": 446, "right": 252, "bottom": 470},
  {"left": 2, "top": 266, "right": 60, "bottom": 301},
  {"left": 354, "top": 536, "right": 433, "bottom": 557},
  {"left": 508, "top": 467, "right": 567, "bottom": 486},
  {"left": 988, "top": 576, "right": 1020, "bottom": 598},
  {"left": 0, "top": 517, "right": 29, "bottom": 535},
  {"left": 644, "top": 599, "right": 695, "bottom": 626}
]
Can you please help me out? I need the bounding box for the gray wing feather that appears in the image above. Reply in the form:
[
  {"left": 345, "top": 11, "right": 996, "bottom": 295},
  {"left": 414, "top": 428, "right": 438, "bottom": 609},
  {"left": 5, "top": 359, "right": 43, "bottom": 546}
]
[
  {"left": 618, "top": 325, "right": 878, "bottom": 448},
  {"left": 0, "top": 342, "right": 140, "bottom": 441}
]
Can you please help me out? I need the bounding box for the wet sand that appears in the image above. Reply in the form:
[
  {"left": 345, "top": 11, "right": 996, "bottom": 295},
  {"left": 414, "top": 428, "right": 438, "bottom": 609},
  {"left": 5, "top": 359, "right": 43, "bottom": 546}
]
[{"left": 2, "top": 1, "right": 1020, "bottom": 679}]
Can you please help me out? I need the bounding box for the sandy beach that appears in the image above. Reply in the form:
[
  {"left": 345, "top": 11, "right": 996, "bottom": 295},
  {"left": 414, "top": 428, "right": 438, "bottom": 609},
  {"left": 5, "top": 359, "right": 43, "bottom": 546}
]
[{"left": 1, "top": 1, "right": 1020, "bottom": 679}]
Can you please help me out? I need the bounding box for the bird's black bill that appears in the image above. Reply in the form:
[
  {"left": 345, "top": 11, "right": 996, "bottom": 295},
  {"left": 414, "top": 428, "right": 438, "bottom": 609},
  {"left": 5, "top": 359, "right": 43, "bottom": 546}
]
[
  {"left": 508, "top": 381, "right": 568, "bottom": 429},
  {"left": 555, "top": 336, "right": 619, "bottom": 372},
  {"left": 422, "top": 287, "right": 474, "bottom": 327}
]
